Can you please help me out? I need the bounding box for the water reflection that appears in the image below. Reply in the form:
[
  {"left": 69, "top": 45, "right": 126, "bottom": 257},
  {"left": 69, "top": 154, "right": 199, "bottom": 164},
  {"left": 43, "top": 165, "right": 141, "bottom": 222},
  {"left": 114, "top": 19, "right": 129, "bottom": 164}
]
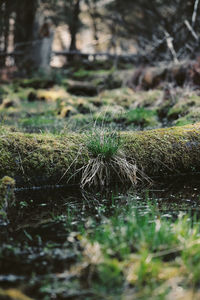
[
  {"left": 1, "top": 176, "right": 200, "bottom": 298},
  {"left": 4, "top": 175, "right": 200, "bottom": 230}
]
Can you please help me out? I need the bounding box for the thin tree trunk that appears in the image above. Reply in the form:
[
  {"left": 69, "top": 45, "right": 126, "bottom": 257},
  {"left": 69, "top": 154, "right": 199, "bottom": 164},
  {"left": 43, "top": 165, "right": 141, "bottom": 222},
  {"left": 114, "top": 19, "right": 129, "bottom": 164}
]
[
  {"left": 69, "top": 0, "right": 80, "bottom": 51},
  {"left": 14, "top": 0, "right": 54, "bottom": 74},
  {"left": 3, "top": 0, "right": 10, "bottom": 56},
  {"left": 0, "top": 0, "right": 11, "bottom": 67},
  {"left": 88, "top": 0, "right": 99, "bottom": 50},
  {"left": 14, "top": 0, "right": 37, "bottom": 71}
]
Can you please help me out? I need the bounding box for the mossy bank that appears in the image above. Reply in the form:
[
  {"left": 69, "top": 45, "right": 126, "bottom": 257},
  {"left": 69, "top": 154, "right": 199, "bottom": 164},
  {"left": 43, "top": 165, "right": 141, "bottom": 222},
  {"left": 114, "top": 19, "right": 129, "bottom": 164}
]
[{"left": 1, "top": 123, "right": 200, "bottom": 187}]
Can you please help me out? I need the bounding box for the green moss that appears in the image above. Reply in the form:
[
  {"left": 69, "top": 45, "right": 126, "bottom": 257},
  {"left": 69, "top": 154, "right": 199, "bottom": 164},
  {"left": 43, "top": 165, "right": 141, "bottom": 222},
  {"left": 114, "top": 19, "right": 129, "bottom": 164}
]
[
  {"left": 122, "top": 123, "right": 200, "bottom": 177},
  {"left": 174, "top": 107, "right": 200, "bottom": 127},
  {"left": 0, "top": 129, "right": 88, "bottom": 186},
  {"left": 174, "top": 118, "right": 193, "bottom": 126},
  {"left": 99, "top": 88, "right": 163, "bottom": 110},
  {"left": 167, "top": 106, "right": 184, "bottom": 120},
  {"left": 70, "top": 113, "right": 94, "bottom": 127},
  {"left": 20, "top": 116, "right": 56, "bottom": 127},
  {"left": 16, "top": 87, "right": 36, "bottom": 101},
  {"left": 14, "top": 77, "right": 54, "bottom": 89},
  {"left": 167, "top": 93, "right": 200, "bottom": 122},
  {"left": 125, "top": 108, "right": 158, "bottom": 127},
  {"left": 142, "top": 89, "right": 163, "bottom": 105},
  {"left": 0, "top": 86, "right": 6, "bottom": 96},
  {"left": 73, "top": 68, "right": 92, "bottom": 79}
]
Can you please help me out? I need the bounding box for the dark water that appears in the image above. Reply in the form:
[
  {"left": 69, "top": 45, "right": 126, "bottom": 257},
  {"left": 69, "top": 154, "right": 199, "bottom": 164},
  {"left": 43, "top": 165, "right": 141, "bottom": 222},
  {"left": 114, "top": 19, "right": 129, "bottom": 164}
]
[{"left": 1, "top": 176, "right": 200, "bottom": 299}]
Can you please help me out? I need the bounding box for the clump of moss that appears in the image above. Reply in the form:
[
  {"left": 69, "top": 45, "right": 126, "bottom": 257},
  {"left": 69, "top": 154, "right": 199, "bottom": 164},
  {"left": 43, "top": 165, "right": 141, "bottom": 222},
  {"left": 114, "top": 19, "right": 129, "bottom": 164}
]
[
  {"left": 93, "top": 105, "right": 125, "bottom": 125},
  {"left": 120, "top": 108, "right": 159, "bottom": 128},
  {"left": 166, "top": 93, "right": 200, "bottom": 124},
  {"left": 70, "top": 113, "right": 94, "bottom": 128},
  {"left": 20, "top": 116, "right": 56, "bottom": 128},
  {"left": 15, "top": 77, "right": 55, "bottom": 89},
  {"left": 59, "top": 106, "right": 77, "bottom": 118},
  {"left": 75, "top": 99, "right": 97, "bottom": 114},
  {"left": 174, "top": 118, "right": 192, "bottom": 126},
  {"left": 73, "top": 68, "right": 92, "bottom": 80},
  {"left": 37, "top": 88, "right": 70, "bottom": 102},
  {"left": 167, "top": 106, "right": 184, "bottom": 120},
  {"left": 174, "top": 107, "right": 200, "bottom": 126},
  {"left": 99, "top": 87, "right": 135, "bottom": 108},
  {"left": 0, "top": 97, "right": 19, "bottom": 110}
]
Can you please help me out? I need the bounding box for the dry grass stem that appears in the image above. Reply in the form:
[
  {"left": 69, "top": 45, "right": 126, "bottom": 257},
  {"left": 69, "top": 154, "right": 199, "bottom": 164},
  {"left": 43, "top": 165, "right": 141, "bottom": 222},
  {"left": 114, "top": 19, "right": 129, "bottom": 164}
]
[{"left": 80, "top": 151, "right": 138, "bottom": 188}]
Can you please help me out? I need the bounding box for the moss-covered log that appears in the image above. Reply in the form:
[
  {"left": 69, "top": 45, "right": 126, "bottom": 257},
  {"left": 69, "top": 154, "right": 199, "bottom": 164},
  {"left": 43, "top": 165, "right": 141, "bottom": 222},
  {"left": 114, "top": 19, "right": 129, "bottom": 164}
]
[
  {"left": 0, "top": 131, "right": 88, "bottom": 186},
  {"left": 1, "top": 124, "right": 200, "bottom": 186},
  {"left": 122, "top": 123, "right": 200, "bottom": 177}
]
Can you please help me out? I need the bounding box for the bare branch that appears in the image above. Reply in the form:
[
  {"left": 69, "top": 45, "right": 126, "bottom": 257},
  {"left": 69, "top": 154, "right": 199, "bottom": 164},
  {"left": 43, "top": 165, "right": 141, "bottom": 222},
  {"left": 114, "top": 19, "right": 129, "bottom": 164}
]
[
  {"left": 184, "top": 20, "right": 198, "bottom": 41},
  {"left": 164, "top": 31, "right": 179, "bottom": 64},
  {"left": 192, "top": 0, "right": 200, "bottom": 27}
]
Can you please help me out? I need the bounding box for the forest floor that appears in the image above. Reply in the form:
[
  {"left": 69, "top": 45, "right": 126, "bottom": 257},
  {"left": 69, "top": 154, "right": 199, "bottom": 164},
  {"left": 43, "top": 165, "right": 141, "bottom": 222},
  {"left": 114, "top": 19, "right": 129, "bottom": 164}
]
[
  {"left": 1, "top": 65, "right": 200, "bottom": 135},
  {"left": 1, "top": 64, "right": 200, "bottom": 299}
]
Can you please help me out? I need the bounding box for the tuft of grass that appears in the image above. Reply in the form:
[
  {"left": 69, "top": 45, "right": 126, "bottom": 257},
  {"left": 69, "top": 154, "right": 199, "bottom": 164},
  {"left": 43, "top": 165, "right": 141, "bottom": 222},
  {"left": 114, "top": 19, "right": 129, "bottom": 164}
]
[
  {"left": 86, "top": 128, "right": 121, "bottom": 160},
  {"left": 81, "top": 127, "right": 137, "bottom": 188}
]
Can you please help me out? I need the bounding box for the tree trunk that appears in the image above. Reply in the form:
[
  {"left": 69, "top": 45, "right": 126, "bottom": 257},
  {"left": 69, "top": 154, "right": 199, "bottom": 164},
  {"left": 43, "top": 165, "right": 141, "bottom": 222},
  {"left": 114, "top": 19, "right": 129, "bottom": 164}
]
[
  {"left": 0, "top": 0, "right": 12, "bottom": 67},
  {"left": 86, "top": 0, "right": 99, "bottom": 50},
  {"left": 69, "top": 0, "right": 80, "bottom": 51},
  {"left": 14, "top": 0, "right": 37, "bottom": 70},
  {"left": 14, "top": 0, "right": 54, "bottom": 74},
  {"left": 30, "top": 9, "right": 54, "bottom": 74}
]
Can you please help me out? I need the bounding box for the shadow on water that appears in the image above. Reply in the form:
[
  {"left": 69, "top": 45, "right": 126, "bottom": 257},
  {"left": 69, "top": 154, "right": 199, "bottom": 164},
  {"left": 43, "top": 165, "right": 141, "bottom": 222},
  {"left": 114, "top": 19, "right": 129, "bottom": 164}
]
[{"left": 1, "top": 175, "right": 200, "bottom": 298}]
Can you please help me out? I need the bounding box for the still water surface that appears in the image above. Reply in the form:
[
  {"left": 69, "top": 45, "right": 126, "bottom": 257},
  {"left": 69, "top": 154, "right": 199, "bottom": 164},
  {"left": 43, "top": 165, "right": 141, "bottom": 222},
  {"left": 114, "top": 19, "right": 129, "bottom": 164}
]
[{"left": 1, "top": 176, "right": 200, "bottom": 298}]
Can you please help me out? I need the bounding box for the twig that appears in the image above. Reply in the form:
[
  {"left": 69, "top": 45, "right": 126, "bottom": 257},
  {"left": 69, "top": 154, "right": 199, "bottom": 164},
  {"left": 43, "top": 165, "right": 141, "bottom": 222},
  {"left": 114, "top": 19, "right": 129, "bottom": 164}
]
[
  {"left": 192, "top": 0, "right": 200, "bottom": 27},
  {"left": 164, "top": 31, "right": 179, "bottom": 64},
  {"left": 57, "top": 145, "right": 84, "bottom": 184},
  {"left": 184, "top": 20, "right": 198, "bottom": 41},
  {"left": 18, "top": 151, "right": 25, "bottom": 176}
]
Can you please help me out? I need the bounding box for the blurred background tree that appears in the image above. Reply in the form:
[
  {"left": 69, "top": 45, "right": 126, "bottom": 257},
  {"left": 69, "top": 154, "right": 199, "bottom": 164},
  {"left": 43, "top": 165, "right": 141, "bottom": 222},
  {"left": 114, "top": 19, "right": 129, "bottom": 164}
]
[
  {"left": 0, "top": 0, "right": 199, "bottom": 71},
  {"left": 104, "top": 0, "right": 200, "bottom": 61},
  {"left": 54, "top": 0, "right": 82, "bottom": 51}
]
